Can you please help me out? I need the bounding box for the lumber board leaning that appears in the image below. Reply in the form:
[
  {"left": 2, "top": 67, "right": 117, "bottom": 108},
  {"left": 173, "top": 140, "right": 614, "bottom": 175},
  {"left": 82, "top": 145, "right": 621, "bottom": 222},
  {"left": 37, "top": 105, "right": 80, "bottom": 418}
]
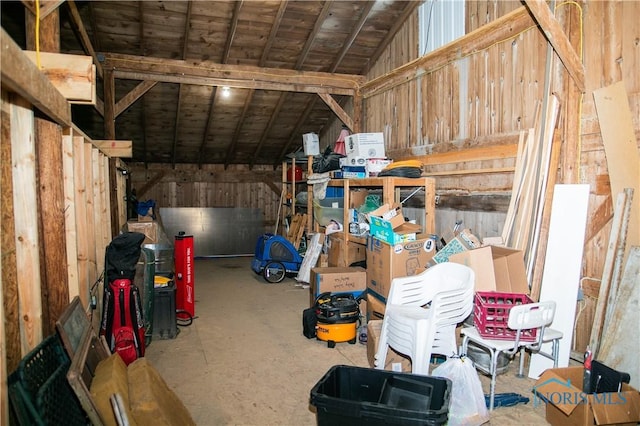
[
  {"left": 589, "top": 190, "right": 632, "bottom": 357},
  {"left": 0, "top": 28, "right": 70, "bottom": 126},
  {"left": 10, "top": 95, "right": 43, "bottom": 355},
  {"left": 593, "top": 82, "right": 640, "bottom": 258},
  {"left": 597, "top": 246, "right": 640, "bottom": 390}
]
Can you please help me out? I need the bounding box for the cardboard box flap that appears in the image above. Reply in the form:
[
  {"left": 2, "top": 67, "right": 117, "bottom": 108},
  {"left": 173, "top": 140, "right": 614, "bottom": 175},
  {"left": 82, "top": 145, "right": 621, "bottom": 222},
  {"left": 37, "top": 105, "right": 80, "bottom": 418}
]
[
  {"left": 589, "top": 385, "right": 640, "bottom": 425},
  {"left": 534, "top": 368, "right": 584, "bottom": 416},
  {"left": 490, "top": 246, "right": 529, "bottom": 294},
  {"left": 368, "top": 203, "right": 405, "bottom": 229}
]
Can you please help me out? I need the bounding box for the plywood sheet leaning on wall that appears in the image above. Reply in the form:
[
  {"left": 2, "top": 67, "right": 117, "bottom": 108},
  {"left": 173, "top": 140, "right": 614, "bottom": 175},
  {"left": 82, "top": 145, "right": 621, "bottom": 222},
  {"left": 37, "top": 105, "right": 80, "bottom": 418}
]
[
  {"left": 598, "top": 246, "right": 640, "bottom": 389},
  {"left": 593, "top": 81, "right": 640, "bottom": 259}
]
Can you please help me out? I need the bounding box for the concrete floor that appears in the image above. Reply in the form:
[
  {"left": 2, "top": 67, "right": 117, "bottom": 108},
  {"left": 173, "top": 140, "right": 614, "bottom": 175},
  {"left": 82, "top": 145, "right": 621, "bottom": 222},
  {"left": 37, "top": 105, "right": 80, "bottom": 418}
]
[{"left": 145, "top": 257, "right": 551, "bottom": 425}]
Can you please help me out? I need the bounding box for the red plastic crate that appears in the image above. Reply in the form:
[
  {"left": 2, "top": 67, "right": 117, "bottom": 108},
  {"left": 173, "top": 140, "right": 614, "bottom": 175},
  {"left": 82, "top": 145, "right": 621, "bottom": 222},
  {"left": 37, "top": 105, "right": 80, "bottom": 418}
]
[{"left": 474, "top": 291, "right": 537, "bottom": 341}]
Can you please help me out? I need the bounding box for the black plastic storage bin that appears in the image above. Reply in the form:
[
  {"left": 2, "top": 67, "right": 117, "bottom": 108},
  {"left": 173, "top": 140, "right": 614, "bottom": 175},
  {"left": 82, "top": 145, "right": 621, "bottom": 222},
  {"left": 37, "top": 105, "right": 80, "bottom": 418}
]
[
  {"left": 310, "top": 365, "right": 451, "bottom": 426},
  {"left": 153, "top": 281, "right": 178, "bottom": 339}
]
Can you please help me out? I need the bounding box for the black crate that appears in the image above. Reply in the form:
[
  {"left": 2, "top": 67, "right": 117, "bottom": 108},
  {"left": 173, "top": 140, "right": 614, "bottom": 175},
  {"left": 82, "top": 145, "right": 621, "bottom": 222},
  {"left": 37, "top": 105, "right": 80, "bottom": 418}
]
[
  {"left": 153, "top": 282, "right": 178, "bottom": 339},
  {"left": 8, "top": 335, "right": 88, "bottom": 426},
  {"left": 310, "top": 365, "right": 451, "bottom": 426}
]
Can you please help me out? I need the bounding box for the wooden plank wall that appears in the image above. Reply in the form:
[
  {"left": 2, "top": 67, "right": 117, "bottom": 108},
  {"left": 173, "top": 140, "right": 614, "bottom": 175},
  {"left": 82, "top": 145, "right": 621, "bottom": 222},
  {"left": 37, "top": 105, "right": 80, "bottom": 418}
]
[
  {"left": 1, "top": 94, "right": 112, "bottom": 388},
  {"left": 353, "top": 1, "right": 640, "bottom": 353},
  {"left": 128, "top": 163, "right": 281, "bottom": 232}
]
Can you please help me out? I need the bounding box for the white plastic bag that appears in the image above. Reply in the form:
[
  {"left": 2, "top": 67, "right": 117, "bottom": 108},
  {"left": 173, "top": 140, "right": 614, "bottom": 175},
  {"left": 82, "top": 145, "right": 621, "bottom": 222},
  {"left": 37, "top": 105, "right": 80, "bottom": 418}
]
[{"left": 432, "top": 356, "right": 489, "bottom": 426}]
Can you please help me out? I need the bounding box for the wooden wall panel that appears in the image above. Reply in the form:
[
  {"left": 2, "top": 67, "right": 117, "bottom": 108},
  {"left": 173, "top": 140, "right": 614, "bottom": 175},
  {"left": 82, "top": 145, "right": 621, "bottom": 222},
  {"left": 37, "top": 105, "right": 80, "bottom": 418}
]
[
  {"left": 10, "top": 95, "right": 42, "bottom": 355},
  {"left": 1, "top": 91, "right": 21, "bottom": 372},
  {"left": 321, "top": 1, "right": 640, "bottom": 355},
  {"left": 128, "top": 164, "right": 281, "bottom": 231}
]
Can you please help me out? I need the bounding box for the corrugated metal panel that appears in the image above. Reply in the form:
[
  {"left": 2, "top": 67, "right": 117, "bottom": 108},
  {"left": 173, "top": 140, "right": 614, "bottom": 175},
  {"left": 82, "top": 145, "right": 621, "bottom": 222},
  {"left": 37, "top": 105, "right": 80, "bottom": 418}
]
[
  {"left": 419, "top": 0, "right": 465, "bottom": 55},
  {"left": 159, "top": 207, "right": 265, "bottom": 257}
]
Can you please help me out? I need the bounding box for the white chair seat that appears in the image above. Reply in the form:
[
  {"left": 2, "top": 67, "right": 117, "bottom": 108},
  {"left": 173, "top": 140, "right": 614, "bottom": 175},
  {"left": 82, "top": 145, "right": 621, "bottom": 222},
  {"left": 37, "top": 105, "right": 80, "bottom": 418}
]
[
  {"left": 543, "top": 328, "right": 563, "bottom": 341},
  {"left": 460, "top": 327, "right": 523, "bottom": 352},
  {"left": 374, "top": 263, "right": 475, "bottom": 376},
  {"left": 461, "top": 300, "right": 562, "bottom": 411},
  {"left": 385, "top": 305, "right": 431, "bottom": 320}
]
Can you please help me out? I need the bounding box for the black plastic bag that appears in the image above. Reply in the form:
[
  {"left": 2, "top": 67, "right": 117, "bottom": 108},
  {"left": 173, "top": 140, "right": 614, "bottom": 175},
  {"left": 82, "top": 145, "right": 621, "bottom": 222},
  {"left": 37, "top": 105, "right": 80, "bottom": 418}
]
[{"left": 312, "top": 146, "right": 345, "bottom": 173}]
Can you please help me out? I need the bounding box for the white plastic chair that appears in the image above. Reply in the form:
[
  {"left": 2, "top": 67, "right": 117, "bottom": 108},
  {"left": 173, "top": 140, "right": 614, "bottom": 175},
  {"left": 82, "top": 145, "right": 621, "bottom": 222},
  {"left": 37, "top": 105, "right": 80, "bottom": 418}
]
[
  {"left": 374, "top": 263, "right": 475, "bottom": 376},
  {"left": 460, "top": 300, "right": 563, "bottom": 410}
]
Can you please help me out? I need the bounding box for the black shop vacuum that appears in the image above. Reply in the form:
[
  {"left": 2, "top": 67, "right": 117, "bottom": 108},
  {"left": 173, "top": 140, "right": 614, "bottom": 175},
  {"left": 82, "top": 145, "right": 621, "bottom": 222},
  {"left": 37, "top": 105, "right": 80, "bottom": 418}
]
[{"left": 303, "top": 292, "right": 362, "bottom": 348}]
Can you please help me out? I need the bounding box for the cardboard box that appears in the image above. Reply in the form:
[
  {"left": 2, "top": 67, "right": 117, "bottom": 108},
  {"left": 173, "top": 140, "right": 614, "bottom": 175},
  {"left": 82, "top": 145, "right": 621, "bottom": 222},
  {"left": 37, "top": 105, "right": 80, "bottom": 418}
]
[
  {"left": 366, "top": 320, "right": 411, "bottom": 372},
  {"left": 126, "top": 220, "right": 158, "bottom": 244},
  {"left": 368, "top": 204, "right": 421, "bottom": 245},
  {"left": 366, "top": 237, "right": 436, "bottom": 300},
  {"left": 449, "top": 245, "right": 529, "bottom": 294},
  {"left": 309, "top": 267, "right": 366, "bottom": 306},
  {"left": 533, "top": 367, "right": 640, "bottom": 425},
  {"left": 366, "top": 292, "right": 386, "bottom": 321},
  {"left": 302, "top": 133, "right": 319, "bottom": 156},
  {"left": 349, "top": 190, "right": 369, "bottom": 210},
  {"left": 327, "top": 235, "right": 366, "bottom": 267},
  {"left": 345, "top": 155, "right": 367, "bottom": 167},
  {"left": 341, "top": 166, "right": 367, "bottom": 179},
  {"left": 345, "top": 133, "right": 385, "bottom": 159}
]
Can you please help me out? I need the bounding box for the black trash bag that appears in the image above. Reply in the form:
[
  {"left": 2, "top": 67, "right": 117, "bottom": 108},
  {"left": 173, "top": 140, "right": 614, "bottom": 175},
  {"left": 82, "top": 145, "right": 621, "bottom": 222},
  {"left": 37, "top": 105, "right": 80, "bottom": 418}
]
[
  {"left": 312, "top": 146, "right": 345, "bottom": 173},
  {"left": 105, "top": 232, "right": 146, "bottom": 283}
]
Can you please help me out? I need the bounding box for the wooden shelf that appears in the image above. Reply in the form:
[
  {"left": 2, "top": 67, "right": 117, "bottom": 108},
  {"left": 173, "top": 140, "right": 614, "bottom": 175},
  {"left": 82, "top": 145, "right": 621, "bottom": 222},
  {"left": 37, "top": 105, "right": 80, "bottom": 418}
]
[{"left": 320, "top": 176, "right": 437, "bottom": 266}]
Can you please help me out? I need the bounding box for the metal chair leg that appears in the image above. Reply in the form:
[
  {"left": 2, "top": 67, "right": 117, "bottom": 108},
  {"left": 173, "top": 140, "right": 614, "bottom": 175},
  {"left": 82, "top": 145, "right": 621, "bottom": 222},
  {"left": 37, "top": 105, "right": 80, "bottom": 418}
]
[
  {"left": 516, "top": 347, "right": 526, "bottom": 378},
  {"left": 489, "top": 348, "right": 499, "bottom": 411}
]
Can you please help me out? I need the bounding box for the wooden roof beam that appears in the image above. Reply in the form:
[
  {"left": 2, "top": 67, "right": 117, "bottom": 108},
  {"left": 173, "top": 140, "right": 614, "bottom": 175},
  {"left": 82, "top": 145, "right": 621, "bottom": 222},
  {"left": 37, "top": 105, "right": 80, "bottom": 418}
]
[
  {"left": 247, "top": 0, "right": 288, "bottom": 169},
  {"left": 329, "top": 1, "right": 375, "bottom": 72},
  {"left": 1, "top": 28, "right": 71, "bottom": 126},
  {"left": 524, "top": 0, "right": 585, "bottom": 92},
  {"left": 361, "top": 1, "right": 422, "bottom": 75},
  {"left": 224, "top": 91, "right": 254, "bottom": 167},
  {"left": 171, "top": 0, "right": 193, "bottom": 169},
  {"left": 114, "top": 80, "right": 157, "bottom": 118},
  {"left": 65, "top": 0, "right": 104, "bottom": 78},
  {"left": 105, "top": 54, "right": 363, "bottom": 94},
  {"left": 249, "top": 94, "right": 288, "bottom": 169},
  {"left": 294, "top": 2, "right": 332, "bottom": 69},
  {"left": 21, "top": 0, "right": 64, "bottom": 20},
  {"left": 317, "top": 93, "right": 353, "bottom": 131},
  {"left": 275, "top": 97, "right": 318, "bottom": 166},
  {"left": 196, "top": 1, "right": 242, "bottom": 167}
]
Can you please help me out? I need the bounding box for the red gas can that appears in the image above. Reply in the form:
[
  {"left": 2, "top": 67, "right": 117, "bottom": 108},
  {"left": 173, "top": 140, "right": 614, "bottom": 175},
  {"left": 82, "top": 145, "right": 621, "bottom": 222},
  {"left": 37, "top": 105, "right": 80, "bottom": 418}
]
[{"left": 287, "top": 166, "right": 303, "bottom": 181}]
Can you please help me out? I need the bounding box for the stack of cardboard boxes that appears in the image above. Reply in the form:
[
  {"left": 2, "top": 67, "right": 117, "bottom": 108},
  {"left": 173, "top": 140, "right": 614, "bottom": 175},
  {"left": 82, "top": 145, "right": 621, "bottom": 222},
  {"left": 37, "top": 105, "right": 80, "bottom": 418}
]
[{"left": 337, "top": 133, "right": 393, "bottom": 178}]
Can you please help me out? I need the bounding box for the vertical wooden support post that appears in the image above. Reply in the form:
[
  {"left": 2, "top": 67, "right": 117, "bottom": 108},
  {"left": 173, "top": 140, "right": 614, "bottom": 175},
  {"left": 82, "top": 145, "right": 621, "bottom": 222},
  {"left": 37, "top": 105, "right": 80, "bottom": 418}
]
[
  {"left": 62, "top": 131, "right": 80, "bottom": 301},
  {"left": 84, "top": 142, "right": 98, "bottom": 301},
  {"left": 353, "top": 92, "right": 363, "bottom": 133},
  {"left": 104, "top": 69, "right": 119, "bottom": 238},
  {"left": 35, "top": 121, "right": 69, "bottom": 335},
  {"left": 26, "top": 6, "right": 69, "bottom": 334},
  {"left": 73, "top": 136, "right": 90, "bottom": 306},
  {"left": 10, "top": 95, "right": 43, "bottom": 355},
  {"left": 1, "top": 91, "right": 22, "bottom": 390}
]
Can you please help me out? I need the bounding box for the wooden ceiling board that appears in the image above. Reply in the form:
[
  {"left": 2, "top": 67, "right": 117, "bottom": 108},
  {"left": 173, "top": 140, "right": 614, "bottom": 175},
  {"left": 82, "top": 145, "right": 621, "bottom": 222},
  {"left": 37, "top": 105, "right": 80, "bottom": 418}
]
[{"left": 1, "top": 0, "right": 417, "bottom": 164}]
